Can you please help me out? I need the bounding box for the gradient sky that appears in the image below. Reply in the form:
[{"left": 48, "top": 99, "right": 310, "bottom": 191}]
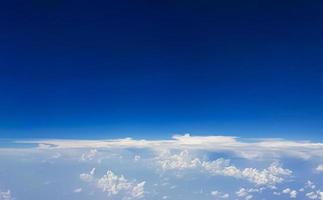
[{"left": 0, "top": 0, "right": 323, "bottom": 139}]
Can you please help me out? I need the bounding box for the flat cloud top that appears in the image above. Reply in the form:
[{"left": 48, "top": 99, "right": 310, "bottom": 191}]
[{"left": 16, "top": 134, "right": 323, "bottom": 159}]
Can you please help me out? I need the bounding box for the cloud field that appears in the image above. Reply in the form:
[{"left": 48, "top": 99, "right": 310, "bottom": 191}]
[{"left": 0, "top": 134, "right": 323, "bottom": 200}]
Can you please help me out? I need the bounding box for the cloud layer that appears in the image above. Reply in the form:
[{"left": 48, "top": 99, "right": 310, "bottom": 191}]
[
  {"left": 0, "top": 134, "right": 322, "bottom": 199},
  {"left": 19, "top": 134, "right": 323, "bottom": 160}
]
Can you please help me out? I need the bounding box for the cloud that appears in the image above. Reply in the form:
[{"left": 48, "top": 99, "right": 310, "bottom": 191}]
[
  {"left": 1, "top": 134, "right": 323, "bottom": 199},
  {"left": 0, "top": 190, "right": 12, "bottom": 200},
  {"left": 316, "top": 164, "right": 323, "bottom": 172},
  {"left": 282, "top": 188, "right": 297, "bottom": 198},
  {"left": 236, "top": 188, "right": 248, "bottom": 197},
  {"left": 304, "top": 191, "right": 323, "bottom": 200},
  {"left": 156, "top": 150, "right": 292, "bottom": 186},
  {"left": 80, "top": 168, "right": 96, "bottom": 182},
  {"left": 306, "top": 181, "right": 316, "bottom": 190},
  {"left": 156, "top": 150, "right": 201, "bottom": 170},
  {"left": 81, "top": 149, "right": 97, "bottom": 161},
  {"left": 289, "top": 190, "right": 297, "bottom": 198},
  {"left": 211, "top": 190, "right": 229, "bottom": 199},
  {"left": 73, "top": 188, "right": 82, "bottom": 193},
  {"left": 306, "top": 191, "right": 318, "bottom": 199},
  {"left": 236, "top": 187, "right": 265, "bottom": 199},
  {"left": 18, "top": 134, "right": 323, "bottom": 160},
  {"left": 134, "top": 155, "right": 141, "bottom": 162},
  {"left": 80, "top": 169, "right": 145, "bottom": 199}
]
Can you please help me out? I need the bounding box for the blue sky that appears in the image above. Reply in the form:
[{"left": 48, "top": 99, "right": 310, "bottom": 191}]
[{"left": 1, "top": 0, "right": 323, "bottom": 139}]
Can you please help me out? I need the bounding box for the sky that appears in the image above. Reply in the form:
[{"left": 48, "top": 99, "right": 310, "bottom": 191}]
[
  {"left": 0, "top": 0, "right": 323, "bottom": 139},
  {"left": 1, "top": 1, "right": 323, "bottom": 200}
]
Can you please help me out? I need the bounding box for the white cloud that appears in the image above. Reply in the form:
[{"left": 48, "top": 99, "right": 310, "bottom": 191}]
[
  {"left": 305, "top": 181, "right": 316, "bottom": 189},
  {"left": 316, "top": 164, "right": 323, "bottom": 172},
  {"left": 290, "top": 190, "right": 297, "bottom": 198},
  {"left": 319, "top": 192, "right": 323, "bottom": 200},
  {"left": 130, "top": 181, "right": 145, "bottom": 199},
  {"left": 81, "top": 149, "right": 97, "bottom": 161},
  {"left": 236, "top": 188, "right": 248, "bottom": 197},
  {"left": 134, "top": 155, "right": 141, "bottom": 162},
  {"left": 245, "top": 195, "right": 253, "bottom": 200},
  {"left": 73, "top": 188, "right": 82, "bottom": 193},
  {"left": 157, "top": 151, "right": 292, "bottom": 186},
  {"left": 282, "top": 188, "right": 297, "bottom": 199},
  {"left": 211, "top": 190, "right": 229, "bottom": 199},
  {"left": 283, "top": 188, "right": 291, "bottom": 194},
  {"left": 80, "top": 168, "right": 96, "bottom": 182},
  {"left": 306, "top": 191, "right": 318, "bottom": 199},
  {"left": 0, "top": 190, "right": 12, "bottom": 200},
  {"left": 236, "top": 187, "right": 264, "bottom": 199},
  {"left": 157, "top": 150, "right": 201, "bottom": 170},
  {"left": 19, "top": 134, "right": 323, "bottom": 160},
  {"left": 304, "top": 191, "right": 323, "bottom": 200},
  {"left": 80, "top": 169, "right": 145, "bottom": 199}
]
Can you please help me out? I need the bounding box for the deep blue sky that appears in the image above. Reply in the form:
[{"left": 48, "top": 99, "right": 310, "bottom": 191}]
[{"left": 0, "top": 0, "right": 323, "bottom": 139}]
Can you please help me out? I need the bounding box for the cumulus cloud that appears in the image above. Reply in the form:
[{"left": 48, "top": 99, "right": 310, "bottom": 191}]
[
  {"left": 236, "top": 187, "right": 264, "bottom": 199},
  {"left": 80, "top": 168, "right": 96, "bottom": 182},
  {"left": 282, "top": 188, "right": 297, "bottom": 199},
  {"left": 80, "top": 169, "right": 145, "bottom": 199},
  {"left": 306, "top": 181, "right": 316, "bottom": 190},
  {"left": 236, "top": 188, "right": 248, "bottom": 197},
  {"left": 81, "top": 149, "right": 97, "bottom": 161},
  {"left": 316, "top": 164, "right": 323, "bottom": 172},
  {"left": 156, "top": 151, "right": 292, "bottom": 186},
  {"left": 306, "top": 191, "right": 318, "bottom": 199},
  {"left": 289, "top": 190, "right": 297, "bottom": 198}
]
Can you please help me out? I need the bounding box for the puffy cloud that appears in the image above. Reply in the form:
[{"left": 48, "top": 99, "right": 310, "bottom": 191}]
[
  {"left": 290, "top": 190, "right": 297, "bottom": 198},
  {"left": 81, "top": 149, "right": 97, "bottom": 161},
  {"left": 157, "top": 151, "right": 292, "bottom": 186},
  {"left": 282, "top": 188, "right": 297, "bottom": 198},
  {"left": 80, "top": 168, "right": 96, "bottom": 182},
  {"left": 316, "top": 164, "right": 323, "bottom": 172},
  {"left": 157, "top": 150, "right": 201, "bottom": 170},
  {"left": 20, "top": 134, "right": 323, "bottom": 160},
  {"left": 245, "top": 195, "right": 253, "bottom": 200},
  {"left": 304, "top": 191, "right": 323, "bottom": 200},
  {"left": 134, "top": 155, "right": 141, "bottom": 162},
  {"left": 236, "top": 188, "right": 248, "bottom": 197},
  {"left": 305, "top": 181, "right": 316, "bottom": 189},
  {"left": 282, "top": 188, "right": 291, "bottom": 194},
  {"left": 80, "top": 169, "right": 145, "bottom": 199},
  {"left": 0, "top": 190, "right": 12, "bottom": 200},
  {"left": 211, "top": 190, "right": 229, "bottom": 199},
  {"left": 306, "top": 191, "right": 318, "bottom": 199}
]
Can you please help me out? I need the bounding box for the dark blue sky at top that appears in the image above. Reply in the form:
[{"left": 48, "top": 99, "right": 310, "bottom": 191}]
[{"left": 0, "top": 0, "right": 323, "bottom": 139}]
